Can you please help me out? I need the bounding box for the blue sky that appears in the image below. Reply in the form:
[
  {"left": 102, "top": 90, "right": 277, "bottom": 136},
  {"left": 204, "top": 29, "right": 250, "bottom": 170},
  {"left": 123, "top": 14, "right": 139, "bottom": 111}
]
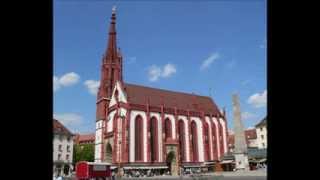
[{"left": 54, "top": 0, "right": 266, "bottom": 134}]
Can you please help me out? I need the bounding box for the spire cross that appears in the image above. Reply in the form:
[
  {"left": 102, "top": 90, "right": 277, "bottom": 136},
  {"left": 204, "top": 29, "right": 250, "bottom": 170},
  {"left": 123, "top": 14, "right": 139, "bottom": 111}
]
[{"left": 112, "top": 6, "right": 116, "bottom": 14}]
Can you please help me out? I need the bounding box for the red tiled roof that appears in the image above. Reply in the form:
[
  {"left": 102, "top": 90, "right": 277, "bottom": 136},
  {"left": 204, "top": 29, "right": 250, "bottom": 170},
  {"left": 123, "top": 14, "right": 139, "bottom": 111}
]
[
  {"left": 228, "top": 129, "right": 257, "bottom": 146},
  {"left": 228, "top": 134, "right": 235, "bottom": 145},
  {"left": 123, "top": 83, "right": 221, "bottom": 115},
  {"left": 74, "top": 133, "right": 95, "bottom": 143},
  {"left": 245, "top": 129, "right": 257, "bottom": 139},
  {"left": 53, "top": 119, "right": 73, "bottom": 135}
]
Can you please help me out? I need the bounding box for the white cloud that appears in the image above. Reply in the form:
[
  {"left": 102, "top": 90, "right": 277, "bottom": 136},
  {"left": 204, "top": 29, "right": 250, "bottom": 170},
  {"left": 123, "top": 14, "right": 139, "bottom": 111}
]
[
  {"left": 54, "top": 72, "right": 80, "bottom": 92},
  {"left": 54, "top": 113, "right": 94, "bottom": 133},
  {"left": 241, "top": 112, "right": 257, "bottom": 120},
  {"left": 148, "top": 63, "right": 177, "bottom": 82},
  {"left": 247, "top": 126, "right": 255, "bottom": 130},
  {"left": 247, "top": 90, "right": 267, "bottom": 108},
  {"left": 54, "top": 113, "right": 83, "bottom": 128},
  {"left": 200, "top": 52, "right": 220, "bottom": 70},
  {"left": 59, "top": 72, "right": 80, "bottom": 86},
  {"left": 162, "top": 63, "right": 177, "bottom": 77},
  {"left": 84, "top": 80, "right": 100, "bottom": 95},
  {"left": 148, "top": 65, "right": 162, "bottom": 82}
]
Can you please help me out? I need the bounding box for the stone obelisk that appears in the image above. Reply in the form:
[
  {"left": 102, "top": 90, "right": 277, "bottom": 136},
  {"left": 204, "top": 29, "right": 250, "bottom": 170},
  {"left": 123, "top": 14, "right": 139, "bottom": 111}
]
[{"left": 232, "top": 94, "right": 249, "bottom": 171}]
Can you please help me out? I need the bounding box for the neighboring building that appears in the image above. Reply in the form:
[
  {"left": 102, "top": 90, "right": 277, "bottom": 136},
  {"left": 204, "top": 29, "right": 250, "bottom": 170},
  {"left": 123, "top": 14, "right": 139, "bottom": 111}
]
[
  {"left": 228, "top": 117, "right": 267, "bottom": 152},
  {"left": 74, "top": 133, "right": 95, "bottom": 145},
  {"left": 228, "top": 128, "right": 258, "bottom": 153},
  {"left": 255, "top": 117, "right": 267, "bottom": 149},
  {"left": 53, "top": 119, "right": 74, "bottom": 177},
  {"left": 246, "top": 129, "right": 258, "bottom": 148},
  {"left": 94, "top": 8, "right": 229, "bottom": 175},
  {"left": 227, "top": 117, "right": 267, "bottom": 170}
]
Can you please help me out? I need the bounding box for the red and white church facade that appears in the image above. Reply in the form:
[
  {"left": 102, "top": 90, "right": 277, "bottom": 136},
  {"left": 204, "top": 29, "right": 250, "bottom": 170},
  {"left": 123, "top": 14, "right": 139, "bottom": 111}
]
[{"left": 94, "top": 8, "right": 228, "bottom": 174}]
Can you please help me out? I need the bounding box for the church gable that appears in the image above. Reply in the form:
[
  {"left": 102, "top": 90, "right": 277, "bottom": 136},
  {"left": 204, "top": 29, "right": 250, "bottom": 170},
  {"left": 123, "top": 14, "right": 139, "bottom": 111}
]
[{"left": 109, "top": 81, "right": 128, "bottom": 107}]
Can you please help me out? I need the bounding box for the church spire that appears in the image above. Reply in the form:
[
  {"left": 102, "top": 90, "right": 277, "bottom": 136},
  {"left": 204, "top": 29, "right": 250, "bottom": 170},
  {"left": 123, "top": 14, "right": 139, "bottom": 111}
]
[
  {"left": 96, "top": 6, "right": 123, "bottom": 121},
  {"left": 104, "top": 5, "right": 118, "bottom": 63}
]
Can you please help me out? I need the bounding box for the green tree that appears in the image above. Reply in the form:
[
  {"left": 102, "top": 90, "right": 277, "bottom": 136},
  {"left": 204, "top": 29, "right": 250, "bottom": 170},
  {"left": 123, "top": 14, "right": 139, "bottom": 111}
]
[{"left": 73, "top": 144, "right": 94, "bottom": 165}]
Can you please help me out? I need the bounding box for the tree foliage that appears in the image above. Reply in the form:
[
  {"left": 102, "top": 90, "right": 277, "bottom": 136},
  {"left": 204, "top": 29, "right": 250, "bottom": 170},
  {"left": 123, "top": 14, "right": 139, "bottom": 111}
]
[{"left": 73, "top": 143, "right": 94, "bottom": 165}]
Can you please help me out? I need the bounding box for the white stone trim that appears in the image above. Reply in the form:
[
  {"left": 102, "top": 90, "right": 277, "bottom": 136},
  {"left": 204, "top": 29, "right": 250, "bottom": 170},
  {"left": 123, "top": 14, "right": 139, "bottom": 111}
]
[
  {"left": 219, "top": 118, "right": 228, "bottom": 154},
  {"left": 96, "top": 121, "right": 103, "bottom": 130},
  {"left": 190, "top": 117, "right": 204, "bottom": 162},
  {"left": 94, "top": 120, "right": 104, "bottom": 161},
  {"left": 129, "top": 110, "right": 147, "bottom": 162},
  {"left": 150, "top": 112, "right": 162, "bottom": 162},
  {"left": 95, "top": 144, "right": 102, "bottom": 160},
  {"left": 205, "top": 116, "right": 213, "bottom": 160},
  {"left": 109, "top": 81, "right": 128, "bottom": 108},
  {"left": 178, "top": 115, "right": 190, "bottom": 162},
  {"left": 107, "top": 110, "right": 116, "bottom": 133},
  {"left": 212, "top": 117, "right": 221, "bottom": 159},
  {"left": 95, "top": 129, "right": 102, "bottom": 144}
]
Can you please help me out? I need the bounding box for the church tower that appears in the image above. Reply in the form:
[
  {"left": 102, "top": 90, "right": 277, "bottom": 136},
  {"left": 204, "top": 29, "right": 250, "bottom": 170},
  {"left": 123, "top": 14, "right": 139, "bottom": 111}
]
[
  {"left": 96, "top": 6, "right": 123, "bottom": 122},
  {"left": 95, "top": 6, "right": 123, "bottom": 163}
]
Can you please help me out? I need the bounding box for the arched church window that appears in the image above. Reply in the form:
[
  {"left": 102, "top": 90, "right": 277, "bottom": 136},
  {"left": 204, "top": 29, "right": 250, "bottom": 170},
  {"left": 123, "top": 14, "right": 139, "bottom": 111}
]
[
  {"left": 191, "top": 121, "right": 198, "bottom": 162},
  {"left": 150, "top": 117, "right": 158, "bottom": 162},
  {"left": 178, "top": 120, "right": 185, "bottom": 162},
  {"left": 164, "top": 118, "right": 172, "bottom": 141},
  {"left": 135, "top": 115, "right": 143, "bottom": 161},
  {"left": 204, "top": 122, "right": 210, "bottom": 161},
  {"left": 211, "top": 121, "right": 217, "bottom": 159}
]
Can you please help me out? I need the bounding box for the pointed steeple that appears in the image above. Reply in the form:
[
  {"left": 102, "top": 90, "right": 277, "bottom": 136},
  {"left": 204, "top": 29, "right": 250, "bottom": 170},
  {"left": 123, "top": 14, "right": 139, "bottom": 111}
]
[
  {"left": 96, "top": 6, "right": 123, "bottom": 121},
  {"left": 104, "top": 6, "right": 118, "bottom": 63}
]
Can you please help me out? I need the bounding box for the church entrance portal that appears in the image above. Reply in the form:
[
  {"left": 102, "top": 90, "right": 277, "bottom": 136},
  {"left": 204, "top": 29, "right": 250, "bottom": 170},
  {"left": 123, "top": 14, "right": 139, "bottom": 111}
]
[
  {"left": 166, "top": 151, "right": 176, "bottom": 174},
  {"left": 165, "top": 144, "right": 179, "bottom": 176}
]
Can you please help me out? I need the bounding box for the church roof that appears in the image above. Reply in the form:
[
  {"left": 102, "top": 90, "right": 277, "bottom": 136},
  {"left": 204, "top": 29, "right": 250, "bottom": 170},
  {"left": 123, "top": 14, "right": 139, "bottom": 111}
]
[
  {"left": 53, "top": 119, "right": 73, "bottom": 136},
  {"left": 123, "top": 83, "right": 221, "bottom": 115}
]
